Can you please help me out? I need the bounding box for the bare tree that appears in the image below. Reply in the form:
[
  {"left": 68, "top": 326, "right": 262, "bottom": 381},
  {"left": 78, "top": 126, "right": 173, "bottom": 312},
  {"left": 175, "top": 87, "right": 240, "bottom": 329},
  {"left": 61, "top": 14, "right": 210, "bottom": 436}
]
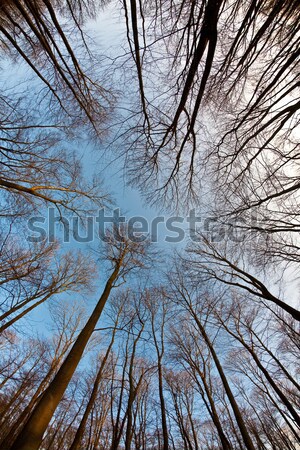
[
  {"left": 168, "top": 269, "right": 257, "bottom": 450},
  {"left": 0, "top": 301, "right": 85, "bottom": 450},
  {"left": 144, "top": 287, "right": 171, "bottom": 450},
  {"left": 183, "top": 235, "right": 300, "bottom": 321},
  {"left": 0, "top": 244, "right": 95, "bottom": 333},
  {"left": 116, "top": 0, "right": 300, "bottom": 208},
  {"left": 0, "top": 0, "right": 114, "bottom": 130},
  {"left": 68, "top": 295, "right": 125, "bottom": 450},
  {"left": 10, "top": 229, "right": 151, "bottom": 450}
]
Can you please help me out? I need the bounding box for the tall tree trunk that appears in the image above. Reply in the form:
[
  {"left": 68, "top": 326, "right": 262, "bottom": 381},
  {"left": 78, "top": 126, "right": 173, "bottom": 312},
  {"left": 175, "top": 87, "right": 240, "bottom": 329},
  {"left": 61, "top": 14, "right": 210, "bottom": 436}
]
[
  {"left": 1, "top": 337, "right": 74, "bottom": 450},
  {"left": 69, "top": 327, "right": 117, "bottom": 450},
  {"left": 124, "top": 322, "right": 144, "bottom": 450},
  {"left": 194, "top": 371, "right": 232, "bottom": 450},
  {"left": 157, "top": 359, "right": 169, "bottom": 450},
  {"left": 10, "top": 264, "right": 121, "bottom": 450},
  {"left": 150, "top": 302, "right": 169, "bottom": 450},
  {"left": 240, "top": 338, "right": 300, "bottom": 428},
  {"left": 192, "top": 314, "right": 256, "bottom": 450}
]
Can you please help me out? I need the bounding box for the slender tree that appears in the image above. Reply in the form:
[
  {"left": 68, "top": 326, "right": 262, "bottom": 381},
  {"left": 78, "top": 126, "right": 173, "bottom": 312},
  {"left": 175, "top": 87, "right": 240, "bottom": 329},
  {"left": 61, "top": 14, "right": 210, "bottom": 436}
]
[{"left": 10, "top": 230, "right": 150, "bottom": 450}]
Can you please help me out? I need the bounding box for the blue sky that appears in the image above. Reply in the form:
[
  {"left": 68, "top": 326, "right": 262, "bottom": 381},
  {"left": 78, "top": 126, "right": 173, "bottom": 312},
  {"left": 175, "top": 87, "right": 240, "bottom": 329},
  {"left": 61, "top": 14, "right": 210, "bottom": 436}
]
[{"left": 3, "top": 2, "right": 299, "bottom": 340}]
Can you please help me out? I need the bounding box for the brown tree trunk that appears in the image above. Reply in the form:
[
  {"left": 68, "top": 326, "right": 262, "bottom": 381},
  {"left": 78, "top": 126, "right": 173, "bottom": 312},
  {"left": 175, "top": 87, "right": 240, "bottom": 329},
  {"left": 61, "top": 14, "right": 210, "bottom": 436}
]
[
  {"left": 69, "top": 327, "right": 117, "bottom": 450},
  {"left": 195, "top": 372, "right": 232, "bottom": 450},
  {"left": 124, "top": 322, "right": 145, "bottom": 450},
  {"left": 157, "top": 360, "right": 169, "bottom": 450},
  {"left": 10, "top": 265, "right": 120, "bottom": 450},
  {"left": 192, "top": 316, "right": 256, "bottom": 450}
]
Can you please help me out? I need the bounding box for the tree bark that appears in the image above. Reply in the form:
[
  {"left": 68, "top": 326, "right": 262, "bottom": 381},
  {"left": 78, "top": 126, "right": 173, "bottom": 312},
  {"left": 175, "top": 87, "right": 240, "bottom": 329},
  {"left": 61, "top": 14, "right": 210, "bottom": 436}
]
[
  {"left": 69, "top": 327, "right": 117, "bottom": 450},
  {"left": 10, "top": 264, "right": 120, "bottom": 450},
  {"left": 192, "top": 315, "right": 256, "bottom": 450}
]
